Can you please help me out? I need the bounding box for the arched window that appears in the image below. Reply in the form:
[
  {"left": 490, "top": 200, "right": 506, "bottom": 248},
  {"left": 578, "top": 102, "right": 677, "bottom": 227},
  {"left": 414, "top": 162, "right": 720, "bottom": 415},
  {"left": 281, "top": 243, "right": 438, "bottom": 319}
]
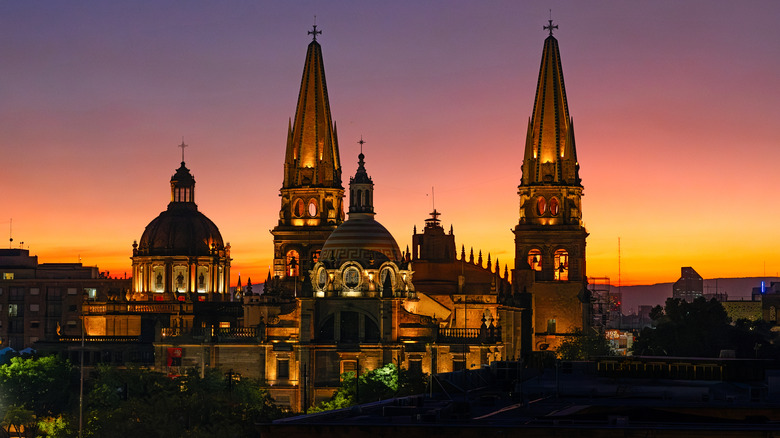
[
  {"left": 549, "top": 197, "right": 560, "bottom": 216},
  {"left": 527, "top": 249, "right": 542, "bottom": 272},
  {"left": 286, "top": 250, "right": 300, "bottom": 277},
  {"left": 536, "top": 196, "right": 546, "bottom": 216},
  {"left": 308, "top": 199, "right": 318, "bottom": 217},
  {"left": 554, "top": 249, "right": 569, "bottom": 281},
  {"left": 292, "top": 199, "right": 304, "bottom": 218},
  {"left": 356, "top": 189, "right": 362, "bottom": 207}
]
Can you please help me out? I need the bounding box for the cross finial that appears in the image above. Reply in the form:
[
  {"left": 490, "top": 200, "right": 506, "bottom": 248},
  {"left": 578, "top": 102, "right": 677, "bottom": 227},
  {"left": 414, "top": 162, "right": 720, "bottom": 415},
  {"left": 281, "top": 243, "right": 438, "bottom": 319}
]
[
  {"left": 357, "top": 135, "right": 366, "bottom": 154},
  {"left": 178, "top": 138, "right": 188, "bottom": 162},
  {"left": 308, "top": 18, "right": 322, "bottom": 41},
  {"left": 544, "top": 18, "right": 558, "bottom": 36}
]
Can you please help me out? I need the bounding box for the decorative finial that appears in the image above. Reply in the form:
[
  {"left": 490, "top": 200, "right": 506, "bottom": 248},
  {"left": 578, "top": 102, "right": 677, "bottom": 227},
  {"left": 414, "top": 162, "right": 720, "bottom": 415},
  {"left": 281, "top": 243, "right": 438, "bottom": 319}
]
[
  {"left": 357, "top": 135, "right": 366, "bottom": 155},
  {"left": 178, "top": 138, "right": 188, "bottom": 162},
  {"left": 308, "top": 17, "right": 322, "bottom": 41},
  {"left": 544, "top": 13, "right": 558, "bottom": 37}
]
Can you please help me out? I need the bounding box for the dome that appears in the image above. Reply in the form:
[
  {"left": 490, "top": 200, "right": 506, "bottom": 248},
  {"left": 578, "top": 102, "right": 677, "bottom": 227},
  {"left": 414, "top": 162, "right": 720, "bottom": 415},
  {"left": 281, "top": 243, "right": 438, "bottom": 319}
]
[
  {"left": 320, "top": 217, "right": 402, "bottom": 267},
  {"left": 137, "top": 204, "right": 224, "bottom": 257}
]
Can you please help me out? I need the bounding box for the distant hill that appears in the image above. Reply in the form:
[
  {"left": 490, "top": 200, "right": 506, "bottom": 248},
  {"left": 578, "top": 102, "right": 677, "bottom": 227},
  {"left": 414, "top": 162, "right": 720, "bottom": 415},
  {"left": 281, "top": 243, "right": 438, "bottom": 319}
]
[{"left": 609, "top": 277, "right": 780, "bottom": 314}]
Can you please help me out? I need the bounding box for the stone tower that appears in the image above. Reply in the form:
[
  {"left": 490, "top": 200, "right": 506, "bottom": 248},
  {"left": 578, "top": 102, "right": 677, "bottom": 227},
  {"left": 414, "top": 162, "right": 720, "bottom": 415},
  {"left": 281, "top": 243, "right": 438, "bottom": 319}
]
[
  {"left": 271, "top": 26, "right": 344, "bottom": 292},
  {"left": 514, "top": 22, "right": 589, "bottom": 351}
]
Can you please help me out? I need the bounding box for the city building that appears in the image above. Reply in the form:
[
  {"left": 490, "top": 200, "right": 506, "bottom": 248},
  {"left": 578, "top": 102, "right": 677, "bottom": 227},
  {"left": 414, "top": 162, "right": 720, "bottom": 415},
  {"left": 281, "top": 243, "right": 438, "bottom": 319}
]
[
  {"left": 672, "top": 267, "right": 704, "bottom": 302},
  {"left": 0, "top": 248, "right": 129, "bottom": 351}
]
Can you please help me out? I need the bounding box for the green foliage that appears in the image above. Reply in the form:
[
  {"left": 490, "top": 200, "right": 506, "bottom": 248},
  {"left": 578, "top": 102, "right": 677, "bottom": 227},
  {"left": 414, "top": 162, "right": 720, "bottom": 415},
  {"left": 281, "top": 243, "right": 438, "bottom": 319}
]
[
  {"left": 632, "top": 297, "right": 780, "bottom": 358},
  {"left": 556, "top": 328, "right": 615, "bottom": 360},
  {"left": 83, "top": 366, "right": 284, "bottom": 438},
  {"left": 0, "top": 355, "right": 76, "bottom": 417},
  {"left": 312, "top": 363, "right": 427, "bottom": 412}
]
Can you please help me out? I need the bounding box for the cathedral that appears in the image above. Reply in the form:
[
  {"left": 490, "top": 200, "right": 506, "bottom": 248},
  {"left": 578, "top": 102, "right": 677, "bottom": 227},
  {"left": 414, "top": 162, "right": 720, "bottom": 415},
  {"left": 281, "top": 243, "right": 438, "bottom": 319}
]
[{"left": 33, "top": 22, "right": 589, "bottom": 412}]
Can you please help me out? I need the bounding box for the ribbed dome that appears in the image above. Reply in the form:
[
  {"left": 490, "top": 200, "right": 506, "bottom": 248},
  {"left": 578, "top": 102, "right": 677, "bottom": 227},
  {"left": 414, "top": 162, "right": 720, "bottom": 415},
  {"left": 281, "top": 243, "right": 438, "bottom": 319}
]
[
  {"left": 320, "top": 218, "right": 401, "bottom": 267},
  {"left": 137, "top": 204, "right": 224, "bottom": 257}
]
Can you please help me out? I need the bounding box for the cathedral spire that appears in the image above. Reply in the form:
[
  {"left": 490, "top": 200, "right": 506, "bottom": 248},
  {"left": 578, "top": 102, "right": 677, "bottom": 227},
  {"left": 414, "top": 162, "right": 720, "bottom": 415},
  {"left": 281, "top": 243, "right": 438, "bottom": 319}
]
[
  {"left": 521, "top": 21, "right": 579, "bottom": 187},
  {"left": 348, "top": 139, "right": 375, "bottom": 219},
  {"left": 284, "top": 28, "right": 341, "bottom": 189},
  {"left": 271, "top": 29, "right": 345, "bottom": 282}
]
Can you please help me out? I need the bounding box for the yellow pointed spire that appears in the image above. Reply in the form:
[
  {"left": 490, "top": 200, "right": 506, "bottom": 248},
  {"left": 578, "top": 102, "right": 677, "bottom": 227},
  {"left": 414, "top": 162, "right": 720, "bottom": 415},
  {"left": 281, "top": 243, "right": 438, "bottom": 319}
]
[
  {"left": 521, "top": 23, "right": 579, "bottom": 187},
  {"left": 284, "top": 29, "right": 341, "bottom": 189}
]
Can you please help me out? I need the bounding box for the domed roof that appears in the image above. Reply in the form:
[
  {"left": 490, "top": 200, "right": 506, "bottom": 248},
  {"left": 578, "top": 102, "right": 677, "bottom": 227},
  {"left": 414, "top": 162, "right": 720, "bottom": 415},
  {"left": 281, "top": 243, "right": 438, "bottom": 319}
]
[
  {"left": 137, "top": 204, "right": 224, "bottom": 257},
  {"left": 320, "top": 217, "right": 402, "bottom": 267}
]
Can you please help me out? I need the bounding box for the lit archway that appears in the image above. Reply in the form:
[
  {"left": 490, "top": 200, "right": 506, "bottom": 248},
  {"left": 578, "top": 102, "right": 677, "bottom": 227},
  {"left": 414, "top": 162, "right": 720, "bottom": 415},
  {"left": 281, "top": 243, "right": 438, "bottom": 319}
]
[
  {"left": 527, "top": 249, "right": 542, "bottom": 272},
  {"left": 554, "top": 249, "right": 569, "bottom": 281},
  {"left": 286, "top": 250, "right": 300, "bottom": 277}
]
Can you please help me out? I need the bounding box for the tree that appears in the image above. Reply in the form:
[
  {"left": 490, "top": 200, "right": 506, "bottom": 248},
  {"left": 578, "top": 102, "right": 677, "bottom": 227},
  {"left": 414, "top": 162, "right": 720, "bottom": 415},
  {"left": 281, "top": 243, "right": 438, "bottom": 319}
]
[
  {"left": 630, "top": 297, "right": 775, "bottom": 358},
  {"left": 556, "top": 328, "right": 615, "bottom": 360},
  {"left": 83, "top": 366, "right": 283, "bottom": 438},
  {"left": 312, "top": 363, "right": 427, "bottom": 412},
  {"left": 0, "top": 356, "right": 76, "bottom": 418}
]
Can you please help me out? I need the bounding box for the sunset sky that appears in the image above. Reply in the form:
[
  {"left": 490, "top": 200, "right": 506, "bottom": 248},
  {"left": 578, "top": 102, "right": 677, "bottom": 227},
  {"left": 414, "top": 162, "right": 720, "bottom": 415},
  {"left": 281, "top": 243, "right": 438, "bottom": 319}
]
[{"left": 2, "top": 1, "right": 779, "bottom": 287}]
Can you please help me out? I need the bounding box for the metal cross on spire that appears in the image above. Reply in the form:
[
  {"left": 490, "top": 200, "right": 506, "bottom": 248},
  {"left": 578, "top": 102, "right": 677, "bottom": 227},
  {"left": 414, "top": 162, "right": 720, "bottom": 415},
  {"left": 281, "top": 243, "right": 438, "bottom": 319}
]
[
  {"left": 544, "top": 18, "right": 558, "bottom": 36},
  {"left": 357, "top": 135, "right": 366, "bottom": 154},
  {"left": 178, "top": 138, "right": 188, "bottom": 162},
  {"left": 308, "top": 17, "right": 322, "bottom": 41}
]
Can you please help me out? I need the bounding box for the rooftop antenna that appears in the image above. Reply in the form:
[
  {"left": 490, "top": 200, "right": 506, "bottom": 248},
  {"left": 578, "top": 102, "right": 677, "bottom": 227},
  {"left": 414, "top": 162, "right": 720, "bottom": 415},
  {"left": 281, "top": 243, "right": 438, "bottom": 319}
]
[
  {"left": 178, "top": 138, "right": 188, "bottom": 162},
  {"left": 618, "top": 237, "right": 622, "bottom": 294},
  {"left": 8, "top": 218, "right": 12, "bottom": 249}
]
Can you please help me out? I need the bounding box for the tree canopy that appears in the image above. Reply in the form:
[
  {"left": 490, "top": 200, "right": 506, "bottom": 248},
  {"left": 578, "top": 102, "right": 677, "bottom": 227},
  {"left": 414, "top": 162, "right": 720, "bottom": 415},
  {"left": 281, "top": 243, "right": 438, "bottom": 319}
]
[
  {"left": 556, "top": 328, "right": 615, "bottom": 360},
  {"left": 313, "top": 363, "right": 427, "bottom": 412},
  {"left": 632, "top": 297, "right": 779, "bottom": 358}
]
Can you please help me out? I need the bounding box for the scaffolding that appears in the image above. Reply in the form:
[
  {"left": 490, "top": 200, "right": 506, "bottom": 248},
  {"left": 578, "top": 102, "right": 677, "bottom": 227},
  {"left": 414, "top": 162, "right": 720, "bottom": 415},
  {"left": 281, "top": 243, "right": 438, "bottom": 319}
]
[{"left": 588, "top": 277, "right": 621, "bottom": 332}]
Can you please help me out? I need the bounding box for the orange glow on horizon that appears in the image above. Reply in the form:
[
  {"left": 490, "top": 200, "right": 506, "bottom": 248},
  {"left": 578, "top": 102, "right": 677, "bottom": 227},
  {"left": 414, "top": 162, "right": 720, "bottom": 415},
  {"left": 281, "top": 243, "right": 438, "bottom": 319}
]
[{"left": 3, "top": 3, "right": 779, "bottom": 294}]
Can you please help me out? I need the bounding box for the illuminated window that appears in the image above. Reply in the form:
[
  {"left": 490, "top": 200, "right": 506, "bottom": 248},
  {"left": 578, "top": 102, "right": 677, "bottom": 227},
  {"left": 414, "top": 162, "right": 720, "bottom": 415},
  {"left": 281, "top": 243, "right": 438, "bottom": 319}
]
[
  {"left": 554, "top": 249, "right": 569, "bottom": 281},
  {"left": 293, "top": 199, "right": 305, "bottom": 218},
  {"left": 219, "top": 321, "right": 230, "bottom": 329},
  {"left": 308, "top": 199, "right": 318, "bottom": 217},
  {"left": 549, "top": 197, "right": 560, "bottom": 216},
  {"left": 84, "top": 288, "right": 97, "bottom": 300},
  {"left": 547, "top": 319, "right": 556, "bottom": 334},
  {"left": 286, "top": 250, "right": 300, "bottom": 277},
  {"left": 311, "top": 249, "right": 320, "bottom": 264},
  {"left": 527, "top": 249, "right": 542, "bottom": 271},
  {"left": 8, "top": 304, "right": 18, "bottom": 317},
  {"left": 536, "top": 196, "right": 546, "bottom": 216},
  {"left": 3, "top": 273, "right": 13, "bottom": 280},
  {"left": 771, "top": 306, "right": 777, "bottom": 322}
]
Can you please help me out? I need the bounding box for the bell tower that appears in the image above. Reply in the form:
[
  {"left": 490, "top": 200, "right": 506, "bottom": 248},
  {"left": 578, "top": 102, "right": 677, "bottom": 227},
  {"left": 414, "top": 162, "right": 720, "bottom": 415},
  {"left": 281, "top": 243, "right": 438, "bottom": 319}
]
[
  {"left": 271, "top": 25, "right": 345, "bottom": 290},
  {"left": 514, "top": 21, "right": 589, "bottom": 351}
]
